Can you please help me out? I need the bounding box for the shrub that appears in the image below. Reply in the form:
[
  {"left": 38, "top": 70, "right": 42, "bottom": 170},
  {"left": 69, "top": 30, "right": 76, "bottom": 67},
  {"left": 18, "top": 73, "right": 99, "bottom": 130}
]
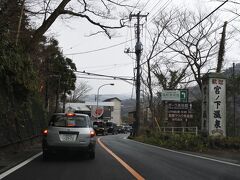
[{"left": 129, "top": 131, "right": 240, "bottom": 152}]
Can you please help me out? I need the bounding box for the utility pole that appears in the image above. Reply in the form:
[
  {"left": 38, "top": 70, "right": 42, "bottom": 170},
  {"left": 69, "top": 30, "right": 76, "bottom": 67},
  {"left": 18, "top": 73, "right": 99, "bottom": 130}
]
[
  {"left": 128, "top": 12, "right": 147, "bottom": 136},
  {"left": 233, "top": 63, "right": 236, "bottom": 136}
]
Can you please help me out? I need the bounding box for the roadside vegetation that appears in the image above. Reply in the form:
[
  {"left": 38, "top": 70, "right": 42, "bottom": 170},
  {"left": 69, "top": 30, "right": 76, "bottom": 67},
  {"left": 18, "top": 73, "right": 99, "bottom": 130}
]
[
  {"left": 129, "top": 131, "right": 240, "bottom": 152},
  {"left": 0, "top": 0, "right": 132, "bottom": 147},
  {"left": 0, "top": 1, "right": 75, "bottom": 146}
]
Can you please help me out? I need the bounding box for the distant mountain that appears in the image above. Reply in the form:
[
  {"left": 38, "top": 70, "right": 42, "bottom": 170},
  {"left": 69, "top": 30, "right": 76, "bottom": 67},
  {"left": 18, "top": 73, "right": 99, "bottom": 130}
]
[
  {"left": 223, "top": 63, "right": 240, "bottom": 77},
  {"left": 84, "top": 94, "right": 133, "bottom": 102},
  {"left": 121, "top": 99, "right": 136, "bottom": 117},
  {"left": 188, "top": 63, "right": 240, "bottom": 101}
]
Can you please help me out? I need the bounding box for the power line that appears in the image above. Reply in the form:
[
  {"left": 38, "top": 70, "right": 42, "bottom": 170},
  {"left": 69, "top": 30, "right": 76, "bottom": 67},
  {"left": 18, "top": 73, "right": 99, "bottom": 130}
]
[
  {"left": 76, "top": 76, "right": 134, "bottom": 85},
  {"left": 76, "top": 76, "right": 115, "bottom": 80},
  {"left": 75, "top": 70, "right": 134, "bottom": 81},
  {"left": 64, "top": 38, "right": 135, "bottom": 56},
  {"left": 147, "top": 0, "right": 164, "bottom": 16},
  {"left": 142, "top": 4, "right": 239, "bottom": 64},
  {"left": 140, "top": 0, "right": 229, "bottom": 66},
  {"left": 92, "top": 64, "right": 133, "bottom": 73},
  {"left": 147, "top": 0, "right": 172, "bottom": 23},
  {"left": 80, "top": 62, "right": 133, "bottom": 69},
  {"left": 131, "top": 0, "right": 142, "bottom": 13},
  {"left": 140, "top": 0, "right": 151, "bottom": 12}
]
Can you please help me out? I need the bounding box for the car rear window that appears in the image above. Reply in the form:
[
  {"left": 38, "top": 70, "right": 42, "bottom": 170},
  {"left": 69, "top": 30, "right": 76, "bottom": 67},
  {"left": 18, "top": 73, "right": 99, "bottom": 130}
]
[
  {"left": 49, "top": 115, "right": 88, "bottom": 127},
  {"left": 93, "top": 121, "right": 104, "bottom": 127}
]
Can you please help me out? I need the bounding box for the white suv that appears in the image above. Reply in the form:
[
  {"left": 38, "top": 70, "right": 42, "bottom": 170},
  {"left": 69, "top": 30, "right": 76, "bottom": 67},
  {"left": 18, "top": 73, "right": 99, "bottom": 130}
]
[{"left": 42, "top": 113, "right": 96, "bottom": 160}]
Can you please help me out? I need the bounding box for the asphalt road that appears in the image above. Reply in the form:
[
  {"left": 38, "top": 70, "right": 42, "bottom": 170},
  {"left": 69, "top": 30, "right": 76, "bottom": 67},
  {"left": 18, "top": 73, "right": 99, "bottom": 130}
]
[{"left": 2, "top": 134, "right": 240, "bottom": 180}]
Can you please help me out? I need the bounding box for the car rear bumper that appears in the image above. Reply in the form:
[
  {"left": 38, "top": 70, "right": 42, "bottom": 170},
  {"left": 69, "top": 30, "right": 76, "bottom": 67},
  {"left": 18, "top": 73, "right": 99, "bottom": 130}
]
[
  {"left": 94, "top": 128, "right": 106, "bottom": 135},
  {"left": 42, "top": 139, "right": 95, "bottom": 152}
]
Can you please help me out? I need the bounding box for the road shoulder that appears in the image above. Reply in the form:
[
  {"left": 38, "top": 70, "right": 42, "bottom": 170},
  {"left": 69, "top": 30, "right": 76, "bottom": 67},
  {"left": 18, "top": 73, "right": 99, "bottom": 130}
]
[
  {"left": 126, "top": 137, "right": 240, "bottom": 165},
  {"left": 0, "top": 140, "right": 42, "bottom": 174}
]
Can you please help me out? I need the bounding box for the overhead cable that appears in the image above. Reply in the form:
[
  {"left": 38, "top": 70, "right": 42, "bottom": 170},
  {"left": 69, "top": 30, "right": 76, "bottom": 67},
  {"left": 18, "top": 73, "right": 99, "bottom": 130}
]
[
  {"left": 140, "top": 0, "right": 152, "bottom": 12},
  {"left": 64, "top": 38, "right": 135, "bottom": 56},
  {"left": 140, "top": 0, "right": 229, "bottom": 66},
  {"left": 131, "top": 0, "right": 142, "bottom": 13},
  {"left": 75, "top": 70, "right": 134, "bottom": 81}
]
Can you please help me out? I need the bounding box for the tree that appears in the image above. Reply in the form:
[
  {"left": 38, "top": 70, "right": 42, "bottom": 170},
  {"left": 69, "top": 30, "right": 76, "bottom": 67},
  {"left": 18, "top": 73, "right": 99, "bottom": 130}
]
[
  {"left": 67, "top": 81, "right": 92, "bottom": 102},
  {"left": 152, "top": 64, "right": 189, "bottom": 90},
  {"left": 162, "top": 9, "right": 221, "bottom": 91},
  {"left": 0, "top": 0, "right": 42, "bottom": 143},
  {"left": 24, "top": 0, "right": 133, "bottom": 50},
  {"left": 40, "top": 38, "right": 77, "bottom": 112},
  {"left": 140, "top": 10, "right": 190, "bottom": 127},
  {"left": 140, "top": 10, "right": 175, "bottom": 122}
]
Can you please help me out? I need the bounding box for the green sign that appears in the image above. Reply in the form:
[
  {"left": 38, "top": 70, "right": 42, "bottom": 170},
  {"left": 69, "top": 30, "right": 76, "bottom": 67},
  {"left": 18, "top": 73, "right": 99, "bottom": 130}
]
[{"left": 180, "top": 89, "right": 188, "bottom": 102}]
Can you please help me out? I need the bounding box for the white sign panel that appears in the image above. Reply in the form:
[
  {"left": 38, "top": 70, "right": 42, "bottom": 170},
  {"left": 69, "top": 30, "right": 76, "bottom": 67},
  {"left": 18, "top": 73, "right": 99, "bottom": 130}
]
[
  {"left": 161, "top": 90, "right": 180, "bottom": 101},
  {"left": 208, "top": 78, "right": 226, "bottom": 136}
]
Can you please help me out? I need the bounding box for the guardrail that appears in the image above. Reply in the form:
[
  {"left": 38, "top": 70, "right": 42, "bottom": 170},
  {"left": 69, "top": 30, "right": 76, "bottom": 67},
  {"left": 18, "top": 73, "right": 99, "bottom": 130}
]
[
  {"left": 0, "top": 135, "right": 41, "bottom": 149},
  {"left": 159, "top": 126, "right": 198, "bottom": 135}
]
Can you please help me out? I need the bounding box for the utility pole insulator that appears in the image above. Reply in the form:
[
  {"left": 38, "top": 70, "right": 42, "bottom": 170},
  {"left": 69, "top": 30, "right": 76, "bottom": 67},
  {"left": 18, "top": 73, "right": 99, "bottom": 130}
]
[{"left": 135, "top": 42, "right": 142, "bottom": 53}]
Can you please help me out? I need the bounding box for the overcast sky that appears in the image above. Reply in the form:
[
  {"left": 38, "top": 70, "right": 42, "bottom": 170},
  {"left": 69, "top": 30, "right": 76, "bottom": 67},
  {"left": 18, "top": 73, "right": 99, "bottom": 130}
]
[{"left": 46, "top": 0, "right": 240, "bottom": 96}]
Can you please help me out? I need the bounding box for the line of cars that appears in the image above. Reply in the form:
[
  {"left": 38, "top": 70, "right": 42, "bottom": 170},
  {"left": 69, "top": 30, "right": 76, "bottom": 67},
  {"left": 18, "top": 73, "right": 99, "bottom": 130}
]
[{"left": 93, "top": 120, "right": 132, "bottom": 136}]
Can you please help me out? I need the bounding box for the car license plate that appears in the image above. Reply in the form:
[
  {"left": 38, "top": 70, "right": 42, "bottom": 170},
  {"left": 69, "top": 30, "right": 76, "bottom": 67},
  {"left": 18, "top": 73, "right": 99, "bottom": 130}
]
[{"left": 59, "top": 134, "right": 76, "bottom": 142}]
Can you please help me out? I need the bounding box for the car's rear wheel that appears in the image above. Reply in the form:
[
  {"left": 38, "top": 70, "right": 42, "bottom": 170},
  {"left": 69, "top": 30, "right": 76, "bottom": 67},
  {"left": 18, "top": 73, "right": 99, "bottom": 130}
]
[
  {"left": 42, "top": 150, "right": 50, "bottom": 160},
  {"left": 89, "top": 151, "right": 95, "bottom": 159}
]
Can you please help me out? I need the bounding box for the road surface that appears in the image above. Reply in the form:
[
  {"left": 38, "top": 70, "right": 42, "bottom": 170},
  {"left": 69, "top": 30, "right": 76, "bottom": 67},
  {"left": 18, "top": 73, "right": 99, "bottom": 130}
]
[{"left": 1, "top": 134, "right": 240, "bottom": 180}]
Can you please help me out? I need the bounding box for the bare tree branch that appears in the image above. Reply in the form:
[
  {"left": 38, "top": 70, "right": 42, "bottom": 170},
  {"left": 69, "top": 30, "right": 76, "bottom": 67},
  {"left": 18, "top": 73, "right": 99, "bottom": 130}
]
[{"left": 26, "top": 0, "right": 130, "bottom": 49}]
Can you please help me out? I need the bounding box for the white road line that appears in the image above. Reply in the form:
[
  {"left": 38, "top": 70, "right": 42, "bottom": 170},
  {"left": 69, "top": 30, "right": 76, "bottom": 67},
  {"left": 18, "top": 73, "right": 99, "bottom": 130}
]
[
  {"left": 125, "top": 138, "right": 240, "bottom": 167},
  {"left": 0, "top": 152, "right": 42, "bottom": 179}
]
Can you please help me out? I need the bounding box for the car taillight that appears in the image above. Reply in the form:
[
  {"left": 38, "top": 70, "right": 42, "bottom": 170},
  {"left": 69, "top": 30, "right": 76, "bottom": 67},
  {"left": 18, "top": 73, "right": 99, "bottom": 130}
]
[
  {"left": 66, "top": 113, "right": 76, "bottom": 117},
  {"left": 90, "top": 130, "right": 95, "bottom": 138},
  {"left": 42, "top": 129, "right": 48, "bottom": 136}
]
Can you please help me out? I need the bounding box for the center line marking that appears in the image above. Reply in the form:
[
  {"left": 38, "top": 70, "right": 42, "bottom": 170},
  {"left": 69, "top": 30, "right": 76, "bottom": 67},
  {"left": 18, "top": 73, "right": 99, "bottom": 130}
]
[{"left": 97, "top": 138, "right": 145, "bottom": 180}]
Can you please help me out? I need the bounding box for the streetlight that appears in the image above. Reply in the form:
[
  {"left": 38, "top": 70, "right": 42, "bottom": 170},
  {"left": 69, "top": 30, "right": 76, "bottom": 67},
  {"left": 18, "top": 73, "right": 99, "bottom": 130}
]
[{"left": 96, "top": 83, "right": 114, "bottom": 119}]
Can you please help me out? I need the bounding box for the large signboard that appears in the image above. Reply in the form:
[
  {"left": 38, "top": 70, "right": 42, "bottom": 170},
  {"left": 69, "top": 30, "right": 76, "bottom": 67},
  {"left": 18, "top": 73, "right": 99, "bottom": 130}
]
[
  {"left": 209, "top": 78, "right": 226, "bottom": 136},
  {"left": 202, "top": 73, "right": 226, "bottom": 136}
]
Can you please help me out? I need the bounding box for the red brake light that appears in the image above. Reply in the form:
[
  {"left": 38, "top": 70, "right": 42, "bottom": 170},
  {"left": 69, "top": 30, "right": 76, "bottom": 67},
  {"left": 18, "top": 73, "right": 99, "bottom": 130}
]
[
  {"left": 42, "top": 129, "right": 48, "bottom": 136},
  {"left": 66, "top": 113, "right": 76, "bottom": 117},
  {"left": 90, "top": 130, "right": 95, "bottom": 138}
]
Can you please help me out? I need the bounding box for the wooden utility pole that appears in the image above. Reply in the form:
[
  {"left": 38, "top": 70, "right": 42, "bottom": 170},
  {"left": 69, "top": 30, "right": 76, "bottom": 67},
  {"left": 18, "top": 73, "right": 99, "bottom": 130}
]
[
  {"left": 129, "top": 12, "right": 147, "bottom": 136},
  {"left": 233, "top": 63, "right": 236, "bottom": 136}
]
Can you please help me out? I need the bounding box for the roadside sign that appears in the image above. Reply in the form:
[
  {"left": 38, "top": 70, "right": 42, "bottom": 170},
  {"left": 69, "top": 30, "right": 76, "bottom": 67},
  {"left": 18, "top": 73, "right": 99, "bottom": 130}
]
[
  {"left": 180, "top": 89, "right": 188, "bottom": 102},
  {"left": 161, "top": 89, "right": 188, "bottom": 102},
  {"left": 168, "top": 102, "right": 192, "bottom": 110},
  {"left": 91, "top": 106, "right": 104, "bottom": 118},
  {"left": 161, "top": 90, "right": 180, "bottom": 101},
  {"left": 167, "top": 102, "right": 193, "bottom": 121}
]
